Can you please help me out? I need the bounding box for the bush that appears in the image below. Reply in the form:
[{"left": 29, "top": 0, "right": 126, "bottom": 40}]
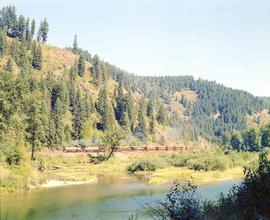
[
  {"left": 6, "top": 149, "right": 24, "bottom": 165},
  {"left": 127, "top": 160, "right": 156, "bottom": 173},
  {"left": 188, "top": 158, "right": 227, "bottom": 171},
  {"left": 88, "top": 154, "right": 107, "bottom": 164},
  {"left": 145, "top": 181, "right": 207, "bottom": 220}
]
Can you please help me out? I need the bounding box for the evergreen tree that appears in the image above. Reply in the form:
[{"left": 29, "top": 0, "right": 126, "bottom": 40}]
[
  {"left": 96, "top": 86, "right": 116, "bottom": 131},
  {"left": 0, "top": 28, "right": 7, "bottom": 57},
  {"left": 69, "top": 61, "right": 78, "bottom": 81},
  {"left": 52, "top": 99, "right": 65, "bottom": 144},
  {"left": 149, "top": 114, "right": 156, "bottom": 133},
  {"left": 25, "top": 17, "right": 30, "bottom": 42},
  {"left": 137, "top": 97, "right": 147, "bottom": 134},
  {"left": 72, "top": 34, "right": 79, "bottom": 53},
  {"left": 230, "top": 131, "right": 242, "bottom": 151},
  {"left": 261, "top": 124, "right": 270, "bottom": 147},
  {"left": 77, "top": 54, "right": 85, "bottom": 77},
  {"left": 32, "top": 42, "right": 42, "bottom": 70},
  {"left": 122, "top": 111, "right": 131, "bottom": 131},
  {"left": 30, "top": 19, "right": 35, "bottom": 40},
  {"left": 157, "top": 104, "right": 168, "bottom": 125},
  {"left": 243, "top": 128, "right": 261, "bottom": 151},
  {"left": 17, "top": 39, "right": 29, "bottom": 71},
  {"left": 25, "top": 93, "right": 44, "bottom": 160},
  {"left": 36, "top": 22, "right": 41, "bottom": 42},
  {"left": 115, "top": 82, "right": 126, "bottom": 123},
  {"left": 100, "top": 61, "right": 108, "bottom": 83},
  {"left": 72, "top": 90, "right": 83, "bottom": 139},
  {"left": 92, "top": 55, "right": 102, "bottom": 86},
  {"left": 147, "top": 98, "right": 155, "bottom": 117},
  {"left": 126, "top": 90, "right": 137, "bottom": 131},
  {"left": 41, "top": 18, "right": 49, "bottom": 43},
  {"left": 16, "top": 15, "right": 26, "bottom": 39},
  {"left": 0, "top": 6, "right": 17, "bottom": 37},
  {"left": 147, "top": 98, "right": 156, "bottom": 133}
]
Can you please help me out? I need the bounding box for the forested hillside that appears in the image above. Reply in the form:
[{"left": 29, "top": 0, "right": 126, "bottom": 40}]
[{"left": 0, "top": 6, "right": 269, "bottom": 163}]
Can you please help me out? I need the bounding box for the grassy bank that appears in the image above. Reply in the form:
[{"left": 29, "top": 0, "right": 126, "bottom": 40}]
[{"left": 0, "top": 148, "right": 259, "bottom": 193}]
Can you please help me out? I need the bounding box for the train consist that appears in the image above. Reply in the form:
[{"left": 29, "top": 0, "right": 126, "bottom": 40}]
[{"left": 63, "top": 145, "right": 198, "bottom": 153}]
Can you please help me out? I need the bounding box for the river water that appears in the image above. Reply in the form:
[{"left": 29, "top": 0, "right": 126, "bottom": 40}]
[{"left": 1, "top": 176, "right": 240, "bottom": 220}]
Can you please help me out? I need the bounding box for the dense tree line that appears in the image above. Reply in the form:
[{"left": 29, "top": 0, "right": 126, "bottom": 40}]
[
  {"left": 0, "top": 6, "right": 48, "bottom": 43},
  {"left": 228, "top": 124, "right": 270, "bottom": 152}
]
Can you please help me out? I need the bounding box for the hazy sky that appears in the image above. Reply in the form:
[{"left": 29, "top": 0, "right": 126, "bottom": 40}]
[{"left": 2, "top": 0, "right": 270, "bottom": 96}]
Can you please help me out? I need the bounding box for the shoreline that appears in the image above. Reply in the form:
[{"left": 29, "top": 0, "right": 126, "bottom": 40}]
[{"left": 40, "top": 176, "right": 98, "bottom": 188}]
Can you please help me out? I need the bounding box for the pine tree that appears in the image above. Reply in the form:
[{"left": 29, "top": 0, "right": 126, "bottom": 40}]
[
  {"left": 261, "top": 124, "right": 270, "bottom": 147},
  {"left": 37, "top": 22, "right": 42, "bottom": 42},
  {"left": 25, "top": 17, "right": 30, "bottom": 42},
  {"left": 243, "top": 128, "right": 261, "bottom": 151},
  {"left": 25, "top": 93, "right": 44, "bottom": 160},
  {"left": 41, "top": 18, "right": 49, "bottom": 43},
  {"left": 122, "top": 111, "right": 131, "bottom": 131},
  {"left": 78, "top": 54, "right": 85, "bottom": 77},
  {"left": 0, "top": 6, "right": 17, "bottom": 37},
  {"left": 149, "top": 114, "right": 156, "bottom": 133},
  {"left": 0, "top": 28, "right": 7, "bottom": 57},
  {"left": 52, "top": 99, "right": 65, "bottom": 144},
  {"left": 147, "top": 98, "right": 155, "bottom": 117},
  {"left": 30, "top": 19, "right": 35, "bottom": 40},
  {"left": 92, "top": 55, "right": 102, "bottom": 87},
  {"left": 69, "top": 61, "right": 78, "bottom": 81},
  {"left": 17, "top": 40, "right": 29, "bottom": 71},
  {"left": 230, "top": 131, "right": 242, "bottom": 151},
  {"left": 115, "top": 82, "right": 126, "bottom": 123},
  {"left": 72, "top": 34, "right": 79, "bottom": 53},
  {"left": 96, "top": 86, "right": 116, "bottom": 131},
  {"left": 126, "top": 90, "right": 137, "bottom": 131},
  {"left": 137, "top": 97, "right": 147, "bottom": 134},
  {"left": 157, "top": 104, "right": 168, "bottom": 125},
  {"left": 32, "top": 42, "right": 42, "bottom": 70},
  {"left": 100, "top": 61, "right": 108, "bottom": 83},
  {"left": 72, "top": 90, "right": 83, "bottom": 139},
  {"left": 16, "top": 15, "right": 26, "bottom": 39}
]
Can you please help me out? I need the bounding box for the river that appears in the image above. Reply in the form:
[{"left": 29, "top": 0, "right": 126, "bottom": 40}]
[{"left": 0, "top": 175, "right": 240, "bottom": 220}]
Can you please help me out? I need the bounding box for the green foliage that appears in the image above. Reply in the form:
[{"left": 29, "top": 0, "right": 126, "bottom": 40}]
[
  {"left": 243, "top": 127, "right": 261, "bottom": 151},
  {"left": 143, "top": 153, "right": 270, "bottom": 220},
  {"left": 127, "top": 160, "right": 156, "bottom": 173},
  {"left": 230, "top": 131, "right": 242, "bottom": 151},
  {"left": 92, "top": 55, "right": 103, "bottom": 86},
  {"left": 4, "top": 57, "right": 15, "bottom": 73},
  {"left": 146, "top": 181, "right": 206, "bottom": 220},
  {"left": 137, "top": 97, "right": 148, "bottom": 135},
  {"left": 32, "top": 42, "right": 42, "bottom": 70},
  {"left": 77, "top": 54, "right": 85, "bottom": 76},
  {"left": 25, "top": 92, "right": 45, "bottom": 160},
  {"left": 157, "top": 103, "right": 168, "bottom": 125},
  {"left": 96, "top": 86, "right": 116, "bottom": 130},
  {"left": 0, "top": 28, "right": 7, "bottom": 56},
  {"left": 37, "top": 18, "right": 49, "bottom": 43},
  {"left": 72, "top": 34, "right": 79, "bottom": 53},
  {"left": 261, "top": 124, "right": 270, "bottom": 147}
]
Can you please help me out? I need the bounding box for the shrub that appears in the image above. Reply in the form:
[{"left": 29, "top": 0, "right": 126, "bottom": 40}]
[
  {"left": 88, "top": 154, "right": 107, "bottom": 164},
  {"left": 188, "top": 158, "right": 227, "bottom": 171},
  {"left": 6, "top": 149, "right": 24, "bottom": 165},
  {"left": 127, "top": 160, "right": 156, "bottom": 173}
]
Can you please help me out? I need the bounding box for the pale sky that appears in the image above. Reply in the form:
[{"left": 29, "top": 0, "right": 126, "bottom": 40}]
[{"left": 2, "top": 0, "right": 270, "bottom": 96}]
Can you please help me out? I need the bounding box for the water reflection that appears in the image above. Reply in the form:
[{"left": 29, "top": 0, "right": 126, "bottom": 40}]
[{"left": 1, "top": 175, "right": 239, "bottom": 220}]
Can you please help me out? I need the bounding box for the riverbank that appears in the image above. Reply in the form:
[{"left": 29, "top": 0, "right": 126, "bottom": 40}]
[{"left": 1, "top": 149, "right": 258, "bottom": 193}]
